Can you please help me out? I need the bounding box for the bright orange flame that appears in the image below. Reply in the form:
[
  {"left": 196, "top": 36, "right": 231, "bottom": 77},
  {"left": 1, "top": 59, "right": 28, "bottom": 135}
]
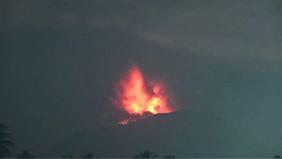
[{"left": 114, "top": 65, "right": 173, "bottom": 116}]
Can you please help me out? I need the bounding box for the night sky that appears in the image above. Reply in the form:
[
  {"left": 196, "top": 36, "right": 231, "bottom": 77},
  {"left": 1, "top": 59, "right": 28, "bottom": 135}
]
[{"left": 1, "top": 0, "right": 282, "bottom": 157}]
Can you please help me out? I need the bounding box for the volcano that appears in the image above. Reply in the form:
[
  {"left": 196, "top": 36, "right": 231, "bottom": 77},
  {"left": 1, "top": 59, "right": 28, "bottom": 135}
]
[
  {"left": 113, "top": 65, "right": 175, "bottom": 124},
  {"left": 43, "top": 109, "right": 246, "bottom": 158}
]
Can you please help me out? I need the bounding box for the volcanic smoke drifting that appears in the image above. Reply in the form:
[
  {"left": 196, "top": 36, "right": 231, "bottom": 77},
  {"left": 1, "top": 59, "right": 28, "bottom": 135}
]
[{"left": 114, "top": 65, "right": 175, "bottom": 125}]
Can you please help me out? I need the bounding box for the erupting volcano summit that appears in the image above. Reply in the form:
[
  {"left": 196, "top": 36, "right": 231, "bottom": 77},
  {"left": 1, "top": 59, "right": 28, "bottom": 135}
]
[{"left": 114, "top": 65, "right": 175, "bottom": 124}]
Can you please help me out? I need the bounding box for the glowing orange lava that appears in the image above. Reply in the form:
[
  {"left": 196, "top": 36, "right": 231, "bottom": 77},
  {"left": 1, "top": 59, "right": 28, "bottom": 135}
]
[{"left": 114, "top": 65, "right": 173, "bottom": 116}]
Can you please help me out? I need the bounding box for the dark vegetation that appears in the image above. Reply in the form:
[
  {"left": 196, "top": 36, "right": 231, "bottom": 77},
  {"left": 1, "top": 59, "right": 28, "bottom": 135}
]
[
  {"left": 0, "top": 123, "right": 280, "bottom": 158},
  {"left": 0, "top": 124, "right": 14, "bottom": 157},
  {"left": 17, "top": 150, "right": 34, "bottom": 158}
]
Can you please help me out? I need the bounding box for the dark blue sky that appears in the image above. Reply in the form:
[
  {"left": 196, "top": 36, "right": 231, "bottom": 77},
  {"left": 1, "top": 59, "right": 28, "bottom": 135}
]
[{"left": 1, "top": 0, "right": 282, "bottom": 157}]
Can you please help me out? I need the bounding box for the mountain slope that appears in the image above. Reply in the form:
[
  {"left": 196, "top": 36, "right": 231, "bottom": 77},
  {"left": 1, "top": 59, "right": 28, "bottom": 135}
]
[{"left": 44, "top": 109, "right": 240, "bottom": 157}]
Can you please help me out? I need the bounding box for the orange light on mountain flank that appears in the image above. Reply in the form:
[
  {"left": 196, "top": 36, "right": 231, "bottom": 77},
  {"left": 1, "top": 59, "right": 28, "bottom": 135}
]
[{"left": 114, "top": 65, "right": 174, "bottom": 124}]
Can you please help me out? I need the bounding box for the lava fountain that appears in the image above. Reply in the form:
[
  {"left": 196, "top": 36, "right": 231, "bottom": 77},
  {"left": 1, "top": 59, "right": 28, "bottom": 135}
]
[{"left": 114, "top": 65, "right": 175, "bottom": 124}]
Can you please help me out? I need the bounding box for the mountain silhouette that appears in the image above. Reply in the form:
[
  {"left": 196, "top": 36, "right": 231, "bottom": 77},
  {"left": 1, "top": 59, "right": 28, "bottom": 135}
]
[{"left": 44, "top": 108, "right": 243, "bottom": 157}]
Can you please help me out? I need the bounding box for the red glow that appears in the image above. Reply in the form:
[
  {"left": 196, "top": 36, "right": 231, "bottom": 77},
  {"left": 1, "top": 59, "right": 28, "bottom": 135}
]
[{"left": 114, "top": 65, "right": 173, "bottom": 117}]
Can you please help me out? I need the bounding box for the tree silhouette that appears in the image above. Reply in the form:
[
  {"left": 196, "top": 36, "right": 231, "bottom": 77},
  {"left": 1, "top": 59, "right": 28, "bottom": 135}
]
[
  {"left": 274, "top": 155, "right": 281, "bottom": 158},
  {"left": 134, "top": 150, "right": 158, "bottom": 158},
  {"left": 62, "top": 154, "right": 74, "bottom": 158},
  {"left": 17, "top": 150, "right": 34, "bottom": 158},
  {"left": 163, "top": 155, "right": 175, "bottom": 158},
  {"left": 0, "top": 124, "right": 14, "bottom": 157},
  {"left": 82, "top": 153, "right": 94, "bottom": 158}
]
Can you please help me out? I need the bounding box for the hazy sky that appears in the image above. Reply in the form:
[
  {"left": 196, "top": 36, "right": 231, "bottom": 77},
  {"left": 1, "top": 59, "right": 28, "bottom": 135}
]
[{"left": 1, "top": 0, "right": 282, "bottom": 157}]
